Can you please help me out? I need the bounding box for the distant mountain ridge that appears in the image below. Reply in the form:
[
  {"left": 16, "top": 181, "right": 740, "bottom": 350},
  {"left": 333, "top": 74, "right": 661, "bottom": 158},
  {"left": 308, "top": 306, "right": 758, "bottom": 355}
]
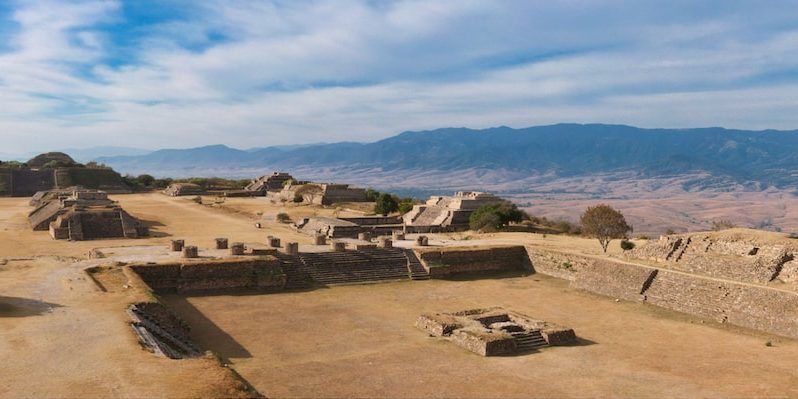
[{"left": 95, "top": 124, "right": 798, "bottom": 191}]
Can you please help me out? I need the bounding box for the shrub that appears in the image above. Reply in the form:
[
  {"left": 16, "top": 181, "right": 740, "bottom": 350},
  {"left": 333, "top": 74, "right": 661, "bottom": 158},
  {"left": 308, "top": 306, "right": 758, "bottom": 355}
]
[
  {"left": 398, "top": 198, "right": 415, "bottom": 215},
  {"left": 365, "top": 188, "right": 381, "bottom": 202},
  {"left": 636, "top": 235, "right": 650, "bottom": 240},
  {"left": 191, "top": 196, "right": 202, "bottom": 204},
  {"left": 276, "top": 212, "right": 291, "bottom": 223},
  {"left": 469, "top": 202, "right": 527, "bottom": 232},
  {"left": 620, "top": 240, "right": 635, "bottom": 251},
  {"left": 293, "top": 194, "right": 304, "bottom": 203},
  {"left": 664, "top": 228, "right": 676, "bottom": 235},
  {"left": 711, "top": 220, "right": 735, "bottom": 231}
]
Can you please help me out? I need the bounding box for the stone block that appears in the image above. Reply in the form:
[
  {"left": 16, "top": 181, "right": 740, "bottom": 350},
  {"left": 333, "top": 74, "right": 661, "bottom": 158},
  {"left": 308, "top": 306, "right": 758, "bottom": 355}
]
[
  {"left": 230, "top": 242, "right": 246, "bottom": 256},
  {"left": 283, "top": 242, "right": 299, "bottom": 256},
  {"left": 215, "top": 238, "right": 228, "bottom": 249},
  {"left": 182, "top": 246, "right": 198, "bottom": 258},
  {"left": 170, "top": 239, "right": 185, "bottom": 252}
]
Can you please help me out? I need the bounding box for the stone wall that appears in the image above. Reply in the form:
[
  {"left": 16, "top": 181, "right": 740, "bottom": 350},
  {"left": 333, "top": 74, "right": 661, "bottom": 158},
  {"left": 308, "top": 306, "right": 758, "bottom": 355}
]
[
  {"left": 527, "top": 248, "right": 798, "bottom": 339},
  {"left": 629, "top": 233, "right": 798, "bottom": 284},
  {"left": 416, "top": 245, "right": 532, "bottom": 277},
  {"left": 128, "top": 257, "right": 286, "bottom": 294},
  {"left": 450, "top": 330, "right": 517, "bottom": 356}
]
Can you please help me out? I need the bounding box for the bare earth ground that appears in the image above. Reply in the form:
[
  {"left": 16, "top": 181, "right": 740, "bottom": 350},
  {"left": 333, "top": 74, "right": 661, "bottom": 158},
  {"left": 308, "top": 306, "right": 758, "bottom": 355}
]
[
  {"left": 164, "top": 276, "right": 798, "bottom": 398},
  {"left": 2, "top": 193, "right": 798, "bottom": 398}
]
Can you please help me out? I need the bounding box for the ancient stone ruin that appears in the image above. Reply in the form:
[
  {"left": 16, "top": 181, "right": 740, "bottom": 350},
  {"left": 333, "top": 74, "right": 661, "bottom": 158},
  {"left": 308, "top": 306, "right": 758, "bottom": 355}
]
[
  {"left": 295, "top": 215, "right": 405, "bottom": 238},
  {"left": 244, "top": 171, "right": 294, "bottom": 195},
  {"left": 416, "top": 307, "right": 576, "bottom": 356},
  {"left": 0, "top": 152, "right": 131, "bottom": 197},
  {"left": 163, "top": 183, "right": 205, "bottom": 197},
  {"left": 402, "top": 191, "right": 505, "bottom": 231},
  {"left": 28, "top": 189, "right": 148, "bottom": 240},
  {"left": 268, "top": 181, "right": 369, "bottom": 205}
]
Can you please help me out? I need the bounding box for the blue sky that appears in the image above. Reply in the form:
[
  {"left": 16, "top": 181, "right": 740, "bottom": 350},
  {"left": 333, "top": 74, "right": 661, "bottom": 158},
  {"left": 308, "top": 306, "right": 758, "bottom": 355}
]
[{"left": 1, "top": 0, "right": 798, "bottom": 154}]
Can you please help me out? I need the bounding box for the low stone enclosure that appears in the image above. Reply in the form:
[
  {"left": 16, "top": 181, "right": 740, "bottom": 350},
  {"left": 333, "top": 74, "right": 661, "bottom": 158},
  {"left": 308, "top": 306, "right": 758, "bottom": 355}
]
[
  {"left": 629, "top": 232, "right": 798, "bottom": 285},
  {"left": 415, "top": 245, "right": 533, "bottom": 278},
  {"left": 295, "top": 216, "right": 406, "bottom": 238},
  {"left": 528, "top": 247, "right": 798, "bottom": 340},
  {"left": 28, "top": 189, "right": 148, "bottom": 240},
  {"left": 416, "top": 307, "right": 576, "bottom": 356}
]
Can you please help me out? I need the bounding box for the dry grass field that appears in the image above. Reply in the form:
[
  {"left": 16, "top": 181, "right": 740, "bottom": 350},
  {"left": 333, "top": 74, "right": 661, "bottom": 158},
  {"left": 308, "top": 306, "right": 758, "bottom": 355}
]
[{"left": 1, "top": 193, "right": 797, "bottom": 398}]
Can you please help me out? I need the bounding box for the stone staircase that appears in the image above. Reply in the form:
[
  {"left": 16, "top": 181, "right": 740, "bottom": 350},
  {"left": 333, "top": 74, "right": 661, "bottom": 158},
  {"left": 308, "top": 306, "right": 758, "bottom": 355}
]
[
  {"left": 403, "top": 249, "right": 430, "bottom": 280},
  {"left": 297, "top": 248, "right": 410, "bottom": 285},
  {"left": 127, "top": 304, "right": 202, "bottom": 359},
  {"left": 273, "top": 252, "right": 314, "bottom": 290},
  {"left": 512, "top": 330, "right": 548, "bottom": 352}
]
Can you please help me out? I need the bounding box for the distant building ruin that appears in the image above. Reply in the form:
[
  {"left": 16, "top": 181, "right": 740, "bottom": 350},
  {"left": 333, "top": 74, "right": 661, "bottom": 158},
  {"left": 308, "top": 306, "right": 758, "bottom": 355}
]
[
  {"left": 244, "top": 172, "right": 294, "bottom": 195},
  {"left": 163, "top": 183, "right": 205, "bottom": 197},
  {"left": 268, "top": 181, "right": 369, "bottom": 205},
  {"left": 0, "top": 152, "right": 131, "bottom": 197},
  {"left": 416, "top": 307, "right": 576, "bottom": 356},
  {"left": 402, "top": 191, "right": 505, "bottom": 231},
  {"left": 28, "top": 189, "right": 148, "bottom": 240}
]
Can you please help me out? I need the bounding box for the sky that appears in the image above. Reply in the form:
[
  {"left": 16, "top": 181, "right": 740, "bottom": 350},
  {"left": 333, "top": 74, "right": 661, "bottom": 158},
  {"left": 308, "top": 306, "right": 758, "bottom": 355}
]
[{"left": 1, "top": 0, "right": 798, "bottom": 154}]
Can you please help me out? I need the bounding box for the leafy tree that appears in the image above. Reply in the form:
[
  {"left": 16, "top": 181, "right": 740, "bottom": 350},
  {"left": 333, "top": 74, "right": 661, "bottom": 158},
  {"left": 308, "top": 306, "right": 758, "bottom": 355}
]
[
  {"left": 580, "top": 204, "right": 633, "bottom": 253},
  {"left": 137, "top": 174, "right": 155, "bottom": 187},
  {"left": 374, "top": 193, "right": 399, "bottom": 216},
  {"left": 469, "top": 202, "right": 527, "bottom": 232},
  {"left": 398, "top": 198, "right": 415, "bottom": 215},
  {"left": 365, "top": 188, "right": 381, "bottom": 202}
]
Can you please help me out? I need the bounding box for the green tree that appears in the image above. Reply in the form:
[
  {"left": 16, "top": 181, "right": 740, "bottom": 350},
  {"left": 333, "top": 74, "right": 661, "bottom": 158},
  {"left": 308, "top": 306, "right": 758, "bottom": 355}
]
[
  {"left": 374, "top": 193, "right": 399, "bottom": 216},
  {"left": 580, "top": 204, "right": 633, "bottom": 253},
  {"left": 469, "top": 202, "right": 527, "bottom": 232},
  {"left": 365, "top": 188, "right": 381, "bottom": 201},
  {"left": 137, "top": 174, "right": 155, "bottom": 187},
  {"left": 398, "top": 198, "right": 415, "bottom": 215}
]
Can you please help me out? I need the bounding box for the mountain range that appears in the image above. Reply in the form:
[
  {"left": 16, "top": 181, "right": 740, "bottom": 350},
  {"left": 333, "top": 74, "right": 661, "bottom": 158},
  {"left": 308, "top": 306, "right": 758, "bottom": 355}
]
[{"left": 90, "top": 124, "right": 798, "bottom": 195}]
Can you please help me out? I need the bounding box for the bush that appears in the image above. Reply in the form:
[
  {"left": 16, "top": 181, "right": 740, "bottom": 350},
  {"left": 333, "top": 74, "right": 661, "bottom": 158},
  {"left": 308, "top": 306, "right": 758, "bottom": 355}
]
[
  {"left": 191, "top": 196, "right": 202, "bottom": 204},
  {"left": 469, "top": 202, "right": 527, "bottom": 232},
  {"left": 711, "top": 220, "right": 735, "bottom": 231},
  {"left": 365, "top": 188, "right": 381, "bottom": 202},
  {"left": 276, "top": 212, "right": 291, "bottom": 223},
  {"left": 374, "top": 193, "right": 399, "bottom": 216},
  {"left": 620, "top": 240, "right": 635, "bottom": 251},
  {"left": 398, "top": 198, "right": 415, "bottom": 215},
  {"left": 664, "top": 228, "right": 676, "bottom": 235},
  {"left": 636, "top": 235, "right": 650, "bottom": 240},
  {"left": 293, "top": 194, "right": 304, "bottom": 203}
]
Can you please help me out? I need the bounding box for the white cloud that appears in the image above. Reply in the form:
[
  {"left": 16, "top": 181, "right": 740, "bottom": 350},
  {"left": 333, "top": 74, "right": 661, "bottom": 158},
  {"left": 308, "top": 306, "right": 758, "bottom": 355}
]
[{"left": 1, "top": 0, "right": 798, "bottom": 155}]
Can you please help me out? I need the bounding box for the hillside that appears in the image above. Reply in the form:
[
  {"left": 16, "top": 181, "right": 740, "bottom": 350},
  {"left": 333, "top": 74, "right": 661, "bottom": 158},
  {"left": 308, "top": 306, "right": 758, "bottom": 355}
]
[{"left": 96, "top": 124, "right": 798, "bottom": 191}]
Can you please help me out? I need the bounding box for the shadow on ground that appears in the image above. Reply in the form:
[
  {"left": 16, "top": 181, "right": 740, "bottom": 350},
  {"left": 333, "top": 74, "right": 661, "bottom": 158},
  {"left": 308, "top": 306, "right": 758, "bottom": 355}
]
[
  {"left": 0, "top": 296, "right": 62, "bottom": 317},
  {"left": 164, "top": 295, "right": 252, "bottom": 360}
]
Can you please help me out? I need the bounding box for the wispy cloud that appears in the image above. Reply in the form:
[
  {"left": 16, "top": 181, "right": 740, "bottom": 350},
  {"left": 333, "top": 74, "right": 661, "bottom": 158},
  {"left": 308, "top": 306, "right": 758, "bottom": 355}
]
[{"left": 1, "top": 0, "right": 798, "bottom": 154}]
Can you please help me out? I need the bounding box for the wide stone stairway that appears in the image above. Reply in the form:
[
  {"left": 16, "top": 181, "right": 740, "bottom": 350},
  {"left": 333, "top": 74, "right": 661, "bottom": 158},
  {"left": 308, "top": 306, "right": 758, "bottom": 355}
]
[{"left": 297, "top": 248, "right": 411, "bottom": 285}]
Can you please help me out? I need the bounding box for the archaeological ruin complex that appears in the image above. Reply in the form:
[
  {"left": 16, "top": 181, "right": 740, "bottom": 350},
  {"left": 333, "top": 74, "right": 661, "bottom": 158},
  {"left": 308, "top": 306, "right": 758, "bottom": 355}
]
[
  {"left": 0, "top": 152, "right": 131, "bottom": 197},
  {"left": 28, "top": 189, "right": 148, "bottom": 240}
]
